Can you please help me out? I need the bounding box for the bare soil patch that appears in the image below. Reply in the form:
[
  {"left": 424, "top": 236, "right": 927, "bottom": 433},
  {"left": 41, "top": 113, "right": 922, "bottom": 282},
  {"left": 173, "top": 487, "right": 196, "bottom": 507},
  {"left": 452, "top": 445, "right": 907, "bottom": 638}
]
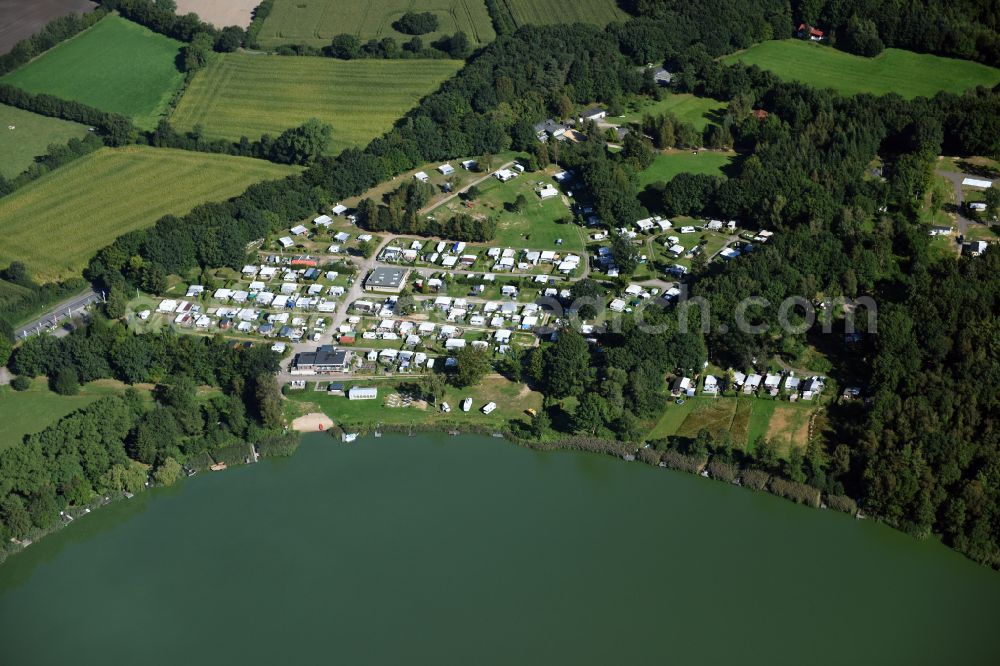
[
  {"left": 0, "top": 0, "right": 97, "bottom": 54},
  {"left": 174, "top": 0, "right": 258, "bottom": 28}
]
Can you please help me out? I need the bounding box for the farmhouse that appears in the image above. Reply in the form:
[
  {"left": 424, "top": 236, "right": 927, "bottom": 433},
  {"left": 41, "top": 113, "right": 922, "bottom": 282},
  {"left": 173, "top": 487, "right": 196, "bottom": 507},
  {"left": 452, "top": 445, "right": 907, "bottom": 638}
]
[
  {"left": 797, "top": 23, "right": 825, "bottom": 40},
  {"left": 364, "top": 267, "right": 409, "bottom": 293},
  {"left": 533, "top": 119, "right": 569, "bottom": 141}
]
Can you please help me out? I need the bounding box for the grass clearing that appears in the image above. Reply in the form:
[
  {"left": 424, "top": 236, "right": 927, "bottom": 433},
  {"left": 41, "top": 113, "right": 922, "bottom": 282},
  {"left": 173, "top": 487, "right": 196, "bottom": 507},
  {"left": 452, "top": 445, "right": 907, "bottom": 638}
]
[
  {"left": 638, "top": 150, "right": 735, "bottom": 188},
  {"left": 0, "top": 378, "right": 149, "bottom": 451},
  {"left": 675, "top": 398, "right": 737, "bottom": 440},
  {"left": 0, "top": 146, "right": 300, "bottom": 282},
  {"left": 495, "top": 0, "right": 628, "bottom": 27},
  {"left": 171, "top": 54, "right": 462, "bottom": 154},
  {"left": 0, "top": 104, "right": 89, "bottom": 178},
  {"left": 764, "top": 403, "right": 814, "bottom": 455},
  {"left": 285, "top": 375, "right": 541, "bottom": 429},
  {"left": 432, "top": 167, "right": 585, "bottom": 251},
  {"left": 724, "top": 40, "right": 1000, "bottom": 99},
  {"left": 1, "top": 15, "right": 185, "bottom": 129},
  {"left": 257, "top": 0, "right": 495, "bottom": 50},
  {"left": 621, "top": 94, "right": 726, "bottom": 131}
]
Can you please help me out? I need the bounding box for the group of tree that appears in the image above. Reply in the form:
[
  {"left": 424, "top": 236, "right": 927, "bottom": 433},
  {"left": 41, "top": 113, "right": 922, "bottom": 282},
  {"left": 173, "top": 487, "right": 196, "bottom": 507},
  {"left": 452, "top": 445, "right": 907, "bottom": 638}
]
[{"left": 353, "top": 180, "right": 496, "bottom": 241}]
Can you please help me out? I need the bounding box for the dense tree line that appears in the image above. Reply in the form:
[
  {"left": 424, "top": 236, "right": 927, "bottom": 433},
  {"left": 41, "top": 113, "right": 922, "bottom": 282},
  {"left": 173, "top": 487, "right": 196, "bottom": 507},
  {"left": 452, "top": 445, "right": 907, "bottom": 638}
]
[
  {"left": 862, "top": 251, "right": 1000, "bottom": 566},
  {"left": 100, "top": 0, "right": 243, "bottom": 50},
  {"left": 243, "top": 0, "right": 274, "bottom": 50},
  {"left": 0, "top": 7, "right": 109, "bottom": 75},
  {"left": 147, "top": 117, "right": 332, "bottom": 165},
  {"left": 0, "top": 84, "right": 135, "bottom": 146}
]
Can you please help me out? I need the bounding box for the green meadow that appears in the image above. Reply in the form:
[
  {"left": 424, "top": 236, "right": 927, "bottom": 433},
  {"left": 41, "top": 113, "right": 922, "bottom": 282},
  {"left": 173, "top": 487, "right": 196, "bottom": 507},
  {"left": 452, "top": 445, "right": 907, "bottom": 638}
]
[
  {"left": 0, "top": 146, "right": 299, "bottom": 282},
  {"left": 622, "top": 93, "right": 727, "bottom": 131},
  {"left": 638, "top": 150, "right": 736, "bottom": 187},
  {"left": 724, "top": 40, "right": 1000, "bottom": 99},
  {"left": 0, "top": 104, "right": 89, "bottom": 178},
  {"left": 1, "top": 16, "right": 186, "bottom": 129},
  {"left": 257, "top": 0, "right": 496, "bottom": 50},
  {"left": 497, "top": 0, "right": 628, "bottom": 27},
  {"left": 171, "top": 54, "right": 462, "bottom": 153}
]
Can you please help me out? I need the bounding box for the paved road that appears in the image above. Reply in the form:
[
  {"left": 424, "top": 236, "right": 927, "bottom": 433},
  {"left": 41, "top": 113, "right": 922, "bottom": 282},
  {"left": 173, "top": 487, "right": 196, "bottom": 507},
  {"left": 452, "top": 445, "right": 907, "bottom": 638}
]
[{"left": 15, "top": 288, "right": 100, "bottom": 340}]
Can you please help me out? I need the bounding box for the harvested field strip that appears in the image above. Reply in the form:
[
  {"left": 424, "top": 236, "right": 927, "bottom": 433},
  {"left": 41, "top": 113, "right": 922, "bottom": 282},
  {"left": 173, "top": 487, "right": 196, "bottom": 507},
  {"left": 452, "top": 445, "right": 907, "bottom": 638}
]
[
  {"left": 0, "top": 146, "right": 299, "bottom": 282},
  {"left": 170, "top": 54, "right": 462, "bottom": 153}
]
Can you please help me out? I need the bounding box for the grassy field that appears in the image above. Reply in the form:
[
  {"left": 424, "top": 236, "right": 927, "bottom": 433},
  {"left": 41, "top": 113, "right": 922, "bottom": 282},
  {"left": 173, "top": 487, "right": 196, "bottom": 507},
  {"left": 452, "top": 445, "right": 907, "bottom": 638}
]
[
  {"left": 621, "top": 94, "right": 726, "bottom": 131},
  {"left": 638, "top": 150, "right": 736, "bottom": 188},
  {"left": 285, "top": 375, "right": 542, "bottom": 429},
  {"left": 0, "top": 378, "right": 143, "bottom": 451},
  {"left": 257, "top": 0, "right": 495, "bottom": 50},
  {"left": 495, "top": 0, "right": 628, "bottom": 27},
  {"left": 0, "top": 104, "right": 89, "bottom": 178},
  {"left": 431, "top": 167, "right": 585, "bottom": 251},
  {"left": 171, "top": 54, "right": 462, "bottom": 153},
  {"left": 763, "top": 403, "right": 814, "bottom": 455},
  {"left": 1, "top": 16, "right": 185, "bottom": 130},
  {"left": 0, "top": 146, "right": 299, "bottom": 282},
  {"left": 724, "top": 40, "right": 1000, "bottom": 99}
]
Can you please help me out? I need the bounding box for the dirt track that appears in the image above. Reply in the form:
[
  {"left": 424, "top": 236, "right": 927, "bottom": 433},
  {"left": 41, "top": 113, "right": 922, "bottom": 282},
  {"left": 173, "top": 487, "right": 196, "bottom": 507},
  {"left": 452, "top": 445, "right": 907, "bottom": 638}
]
[{"left": 0, "top": 0, "right": 97, "bottom": 54}]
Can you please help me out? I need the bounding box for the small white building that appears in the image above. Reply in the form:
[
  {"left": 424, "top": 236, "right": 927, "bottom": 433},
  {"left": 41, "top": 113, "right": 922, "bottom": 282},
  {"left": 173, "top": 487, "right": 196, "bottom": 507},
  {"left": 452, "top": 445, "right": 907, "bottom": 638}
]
[
  {"left": 348, "top": 387, "right": 378, "bottom": 400},
  {"left": 414, "top": 171, "right": 430, "bottom": 182},
  {"left": 438, "top": 164, "right": 455, "bottom": 175}
]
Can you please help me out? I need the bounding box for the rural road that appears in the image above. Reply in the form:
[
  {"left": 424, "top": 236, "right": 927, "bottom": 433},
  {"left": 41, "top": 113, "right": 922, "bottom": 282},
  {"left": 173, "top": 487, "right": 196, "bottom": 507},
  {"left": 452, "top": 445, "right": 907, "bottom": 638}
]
[{"left": 15, "top": 288, "right": 101, "bottom": 339}]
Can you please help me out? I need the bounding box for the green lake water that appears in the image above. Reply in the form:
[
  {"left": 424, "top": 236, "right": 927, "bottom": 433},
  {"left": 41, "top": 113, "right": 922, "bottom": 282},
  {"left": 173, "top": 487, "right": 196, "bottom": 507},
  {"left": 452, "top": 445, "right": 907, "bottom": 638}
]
[{"left": 1, "top": 433, "right": 998, "bottom": 665}]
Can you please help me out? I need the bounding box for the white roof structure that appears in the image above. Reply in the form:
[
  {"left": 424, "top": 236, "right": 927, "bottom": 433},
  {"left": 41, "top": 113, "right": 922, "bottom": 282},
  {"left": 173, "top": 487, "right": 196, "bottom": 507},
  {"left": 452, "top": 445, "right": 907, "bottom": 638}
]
[
  {"left": 414, "top": 171, "right": 429, "bottom": 182},
  {"left": 314, "top": 214, "right": 333, "bottom": 227},
  {"left": 962, "top": 177, "right": 993, "bottom": 189},
  {"left": 278, "top": 237, "right": 294, "bottom": 248},
  {"left": 538, "top": 184, "right": 559, "bottom": 199},
  {"left": 331, "top": 203, "right": 348, "bottom": 215},
  {"left": 438, "top": 164, "right": 455, "bottom": 175},
  {"left": 290, "top": 225, "right": 309, "bottom": 235}
]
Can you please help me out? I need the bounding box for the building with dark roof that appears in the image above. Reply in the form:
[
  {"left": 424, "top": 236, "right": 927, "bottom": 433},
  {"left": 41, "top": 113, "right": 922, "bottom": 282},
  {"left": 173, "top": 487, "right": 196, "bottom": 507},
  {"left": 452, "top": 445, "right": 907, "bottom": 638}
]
[
  {"left": 364, "top": 267, "right": 409, "bottom": 293},
  {"left": 293, "top": 345, "right": 351, "bottom": 373}
]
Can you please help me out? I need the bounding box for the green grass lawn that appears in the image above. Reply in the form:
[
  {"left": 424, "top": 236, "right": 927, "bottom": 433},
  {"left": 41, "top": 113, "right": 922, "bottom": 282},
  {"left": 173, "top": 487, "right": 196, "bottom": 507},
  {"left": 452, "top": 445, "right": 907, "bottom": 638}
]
[
  {"left": 724, "top": 40, "right": 1000, "bottom": 99},
  {"left": 432, "top": 168, "right": 585, "bottom": 251},
  {"left": 285, "top": 375, "right": 542, "bottom": 429},
  {"left": 1, "top": 16, "right": 185, "bottom": 130},
  {"left": 0, "top": 378, "right": 142, "bottom": 451},
  {"left": 621, "top": 94, "right": 726, "bottom": 131},
  {"left": 745, "top": 399, "right": 777, "bottom": 451},
  {"left": 496, "top": 0, "right": 628, "bottom": 27},
  {"left": 257, "top": 0, "right": 495, "bottom": 50},
  {"left": 171, "top": 54, "right": 462, "bottom": 153},
  {"left": 0, "top": 146, "right": 300, "bottom": 282},
  {"left": 638, "top": 150, "right": 735, "bottom": 188},
  {"left": 0, "top": 104, "right": 90, "bottom": 178}
]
